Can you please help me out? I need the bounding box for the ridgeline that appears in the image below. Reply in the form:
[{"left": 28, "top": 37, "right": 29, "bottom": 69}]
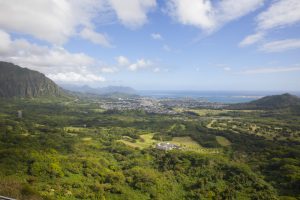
[{"left": 0, "top": 61, "right": 63, "bottom": 98}]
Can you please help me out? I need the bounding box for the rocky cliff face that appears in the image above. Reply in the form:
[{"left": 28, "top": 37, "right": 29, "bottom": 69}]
[{"left": 0, "top": 61, "right": 63, "bottom": 98}]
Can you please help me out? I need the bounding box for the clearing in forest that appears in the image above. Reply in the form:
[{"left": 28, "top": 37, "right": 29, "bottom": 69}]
[
  {"left": 118, "top": 133, "right": 219, "bottom": 153},
  {"left": 216, "top": 136, "right": 231, "bottom": 146}
]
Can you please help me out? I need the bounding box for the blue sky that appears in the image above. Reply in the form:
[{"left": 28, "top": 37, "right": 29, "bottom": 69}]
[{"left": 0, "top": 0, "right": 300, "bottom": 91}]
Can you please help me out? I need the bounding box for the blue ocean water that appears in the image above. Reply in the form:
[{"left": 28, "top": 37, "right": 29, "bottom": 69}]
[{"left": 138, "top": 90, "right": 300, "bottom": 103}]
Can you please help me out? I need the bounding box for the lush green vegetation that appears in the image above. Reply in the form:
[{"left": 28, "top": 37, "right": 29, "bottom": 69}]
[{"left": 0, "top": 98, "right": 299, "bottom": 199}]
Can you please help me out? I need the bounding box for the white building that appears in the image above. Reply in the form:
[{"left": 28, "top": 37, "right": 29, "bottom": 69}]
[
  {"left": 156, "top": 142, "right": 181, "bottom": 151},
  {"left": 17, "top": 110, "right": 22, "bottom": 118}
]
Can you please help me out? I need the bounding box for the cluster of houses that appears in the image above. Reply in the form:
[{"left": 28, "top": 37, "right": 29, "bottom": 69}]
[
  {"left": 155, "top": 142, "right": 181, "bottom": 151},
  {"left": 97, "top": 96, "right": 226, "bottom": 114},
  {"left": 99, "top": 97, "right": 177, "bottom": 114},
  {"left": 159, "top": 98, "right": 226, "bottom": 109}
]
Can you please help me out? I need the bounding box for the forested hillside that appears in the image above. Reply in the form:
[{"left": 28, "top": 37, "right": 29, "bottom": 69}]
[
  {"left": 0, "top": 62, "right": 63, "bottom": 98},
  {"left": 0, "top": 98, "right": 299, "bottom": 200},
  {"left": 228, "top": 93, "right": 300, "bottom": 110}
]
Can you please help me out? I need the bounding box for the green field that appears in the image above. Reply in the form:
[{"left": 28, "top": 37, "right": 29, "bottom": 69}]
[
  {"left": 118, "top": 133, "right": 157, "bottom": 149},
  {"left": 216, "top": 136, "right": 231, "bottom": 146},
  {"left": 119, "top": 134, "right": 219, "bottom": 153}
]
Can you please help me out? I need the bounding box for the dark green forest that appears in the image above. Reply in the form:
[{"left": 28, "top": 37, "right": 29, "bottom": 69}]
[{"left": 0, "top": 98, "right": 299, "bottom": 200}]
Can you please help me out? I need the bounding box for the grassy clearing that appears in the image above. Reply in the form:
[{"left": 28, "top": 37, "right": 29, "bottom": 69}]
[
  {"left": 0, "top": 113, "right": 8, "bottom": 118},
  {"left": 64, "top": 126, "right": 87, "bottom": 132},
  {"left": 119, "top": 134, "right": 219, "bottom": 154},
  {"left": 168, "top": 123, "right": 186, "bottom": 132},
  {"left": 171, "top": 136, "right": 202, "bottom": 149},
  {"left": 206, "top": 119, "right": 217, "bottom": 129},
  {"left": 171, "top": 136, "right": 217, "bottom": 153},
  {"left": 206, "top": 120, "right": 229, "bottom": 131},
  {"left": 82, "top": 137, "right": 92, "bottom": 141},
  {"left": 91, "top": 108, "right": 106, "bottom": 113},
  {"left": 216, "top": 136, "right": 231, "bottom": 147},
  {"left": 64, "top": 126, "right": 97, "bottom": 134},
  {"left": 118, "top": 133, "right": 156, "bottom": 149},
  {"left": 174, "top": 108, "right": 230, "bottom": 116},
  {"left": 112, "top": 115, "right": 140, "bottom": 123},
  {"left": 188, "top": 109, "right": 230, "bottom": 116},
  {"left": 118, "top": 140, "right": 141, "bottom": 148}
]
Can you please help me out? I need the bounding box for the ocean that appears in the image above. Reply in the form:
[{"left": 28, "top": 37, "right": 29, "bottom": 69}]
[{"left": 137, "top": 90, "right": 300, "bottom": 103}]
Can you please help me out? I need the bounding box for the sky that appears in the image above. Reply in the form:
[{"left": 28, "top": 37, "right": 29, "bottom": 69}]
[{"left": 0, "top": 0, "right": 300, "bottom": 91}]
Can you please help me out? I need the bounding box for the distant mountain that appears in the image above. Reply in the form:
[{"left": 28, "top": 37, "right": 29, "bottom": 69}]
[
  {"left": 99, "top": 86, "right": 136, "bottom": 95},
  {"left": 0, "top": 61, "right": 63, "bottom": 98},
  {"left": 228, "top": 93, "right": 300, "bottom": 110},
  {"left": 61, "top": 84, "right": 137, "bottom": 96}
]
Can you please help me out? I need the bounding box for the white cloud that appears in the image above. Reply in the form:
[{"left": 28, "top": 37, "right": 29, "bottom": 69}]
[
  {"left": 256, "top": 0, "right": 300, "bottom": 31},
  {"left": 116, "top": 56, "right": 130, "bottom": 66},
  {"left": 163, "top": 44, "right": 171, "bottom": 52},
  {"left": 153, "top": 67, "right": 160, "bottom": 73},
  {"left": 0, "top": 0, "right": 103, "bottom": 44},
  {"left": 151, "top": 33, "right": 163, "bottom": 40},
  {"left": 216, "top": 0, "right": 264, "bottom": 23},
  {"left": 153, "top": 67, "right": 169, "bottom": 73},
  {"left": 166, "top": 0, "right": 264, "bottom": 33},
  {"left": 240, "top": 0, "right": 300, "bottom": 47},
  {"left": 166, "top": 0, "right": 214, "bottom": 30},
  {"left": 108, "top": 0, "right": 156, "bottom": 28},
  {"left": 259, "top": 39, "right": 300, "bottom": 53},
  {"left": 0, "top": 39, "right": 94, "bottom": 74},
  {"left": 241, "top": 66, "right": 300, "bottom": 74},
  {"left": 129, "top": 59, "right": 152, "bottom": 71},
  {"left": 223, "top": 67, "right": 231, "bottom": 71},
  {"left": 100, "top": 67, "right": 118, "bottom": 73},
  {"left": 115, "top": 55, "right": 153, "bottom": 71},
  {"left": 47, "top": 72, "right": 105, "bottom": 83},
  {"left": 0, "top": 30, "right": 107, "bottom": 84},
  {"left": 0, "top": 29, "right": 11, "bottom": 52},
  {"left": 0, "top": 0, "right": 71, "bottom": 44},
  {"left": 239, "top": 32, "right": 265, "bottom": 46},
  {"left": 80, "top": 28, "right": 112, "bottom": 47},
  {"left": 0, "top": 0, "right": 157, "bottom": 45}
]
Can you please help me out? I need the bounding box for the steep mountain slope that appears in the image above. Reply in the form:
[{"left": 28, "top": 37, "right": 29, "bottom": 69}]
[
  {"left": 229, "top": 93, "right": 300, "bottom": 110},
  {"left": 0, "top": 61, "right": 63, "bottom": 98}
]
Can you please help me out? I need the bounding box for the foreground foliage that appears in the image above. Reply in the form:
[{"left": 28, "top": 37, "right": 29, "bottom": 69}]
[{"left": 0, "top": 98, "right": 299, "bottom": 199}]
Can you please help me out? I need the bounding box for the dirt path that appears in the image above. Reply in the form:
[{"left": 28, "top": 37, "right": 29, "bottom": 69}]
[{"left": 206, "top": 119, "right": 216, "bottom": 128}]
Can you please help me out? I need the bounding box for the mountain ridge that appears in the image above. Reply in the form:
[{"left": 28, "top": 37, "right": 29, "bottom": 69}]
[
  {"left": 228, "top": 93, "right": 300, "bottom": 110},
  {"left": 0, "top": 61, "right": 64, "bottom": 98}
]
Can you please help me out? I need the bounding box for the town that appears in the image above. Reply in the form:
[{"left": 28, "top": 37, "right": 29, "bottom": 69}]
[{"left": 96, "top": 96, "right": 227, "bottom": 114}]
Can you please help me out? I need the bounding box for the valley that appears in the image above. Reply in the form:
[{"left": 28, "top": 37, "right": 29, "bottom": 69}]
[
  {"left": 1, "top": 0, "right": 300, "bottom": 198},
  {"left": 0, "top": 95, "right": 300, "bottom": 200}
]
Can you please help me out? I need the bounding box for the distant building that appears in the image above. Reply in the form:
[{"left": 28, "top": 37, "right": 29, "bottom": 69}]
[
  {"left": 156, "top": 142, "right": 181, "bottom": 151},
  {"left": 17, "top": 110, "right": 22, "bottom": 118}
]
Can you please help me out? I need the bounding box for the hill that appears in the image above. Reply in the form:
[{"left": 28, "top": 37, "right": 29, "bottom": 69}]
[
  {"left": 0, "top": 61, "right": 63, "bottom": 98},
  {"left": 228, "top": 93, "right": 300, "bottom": 110}
]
